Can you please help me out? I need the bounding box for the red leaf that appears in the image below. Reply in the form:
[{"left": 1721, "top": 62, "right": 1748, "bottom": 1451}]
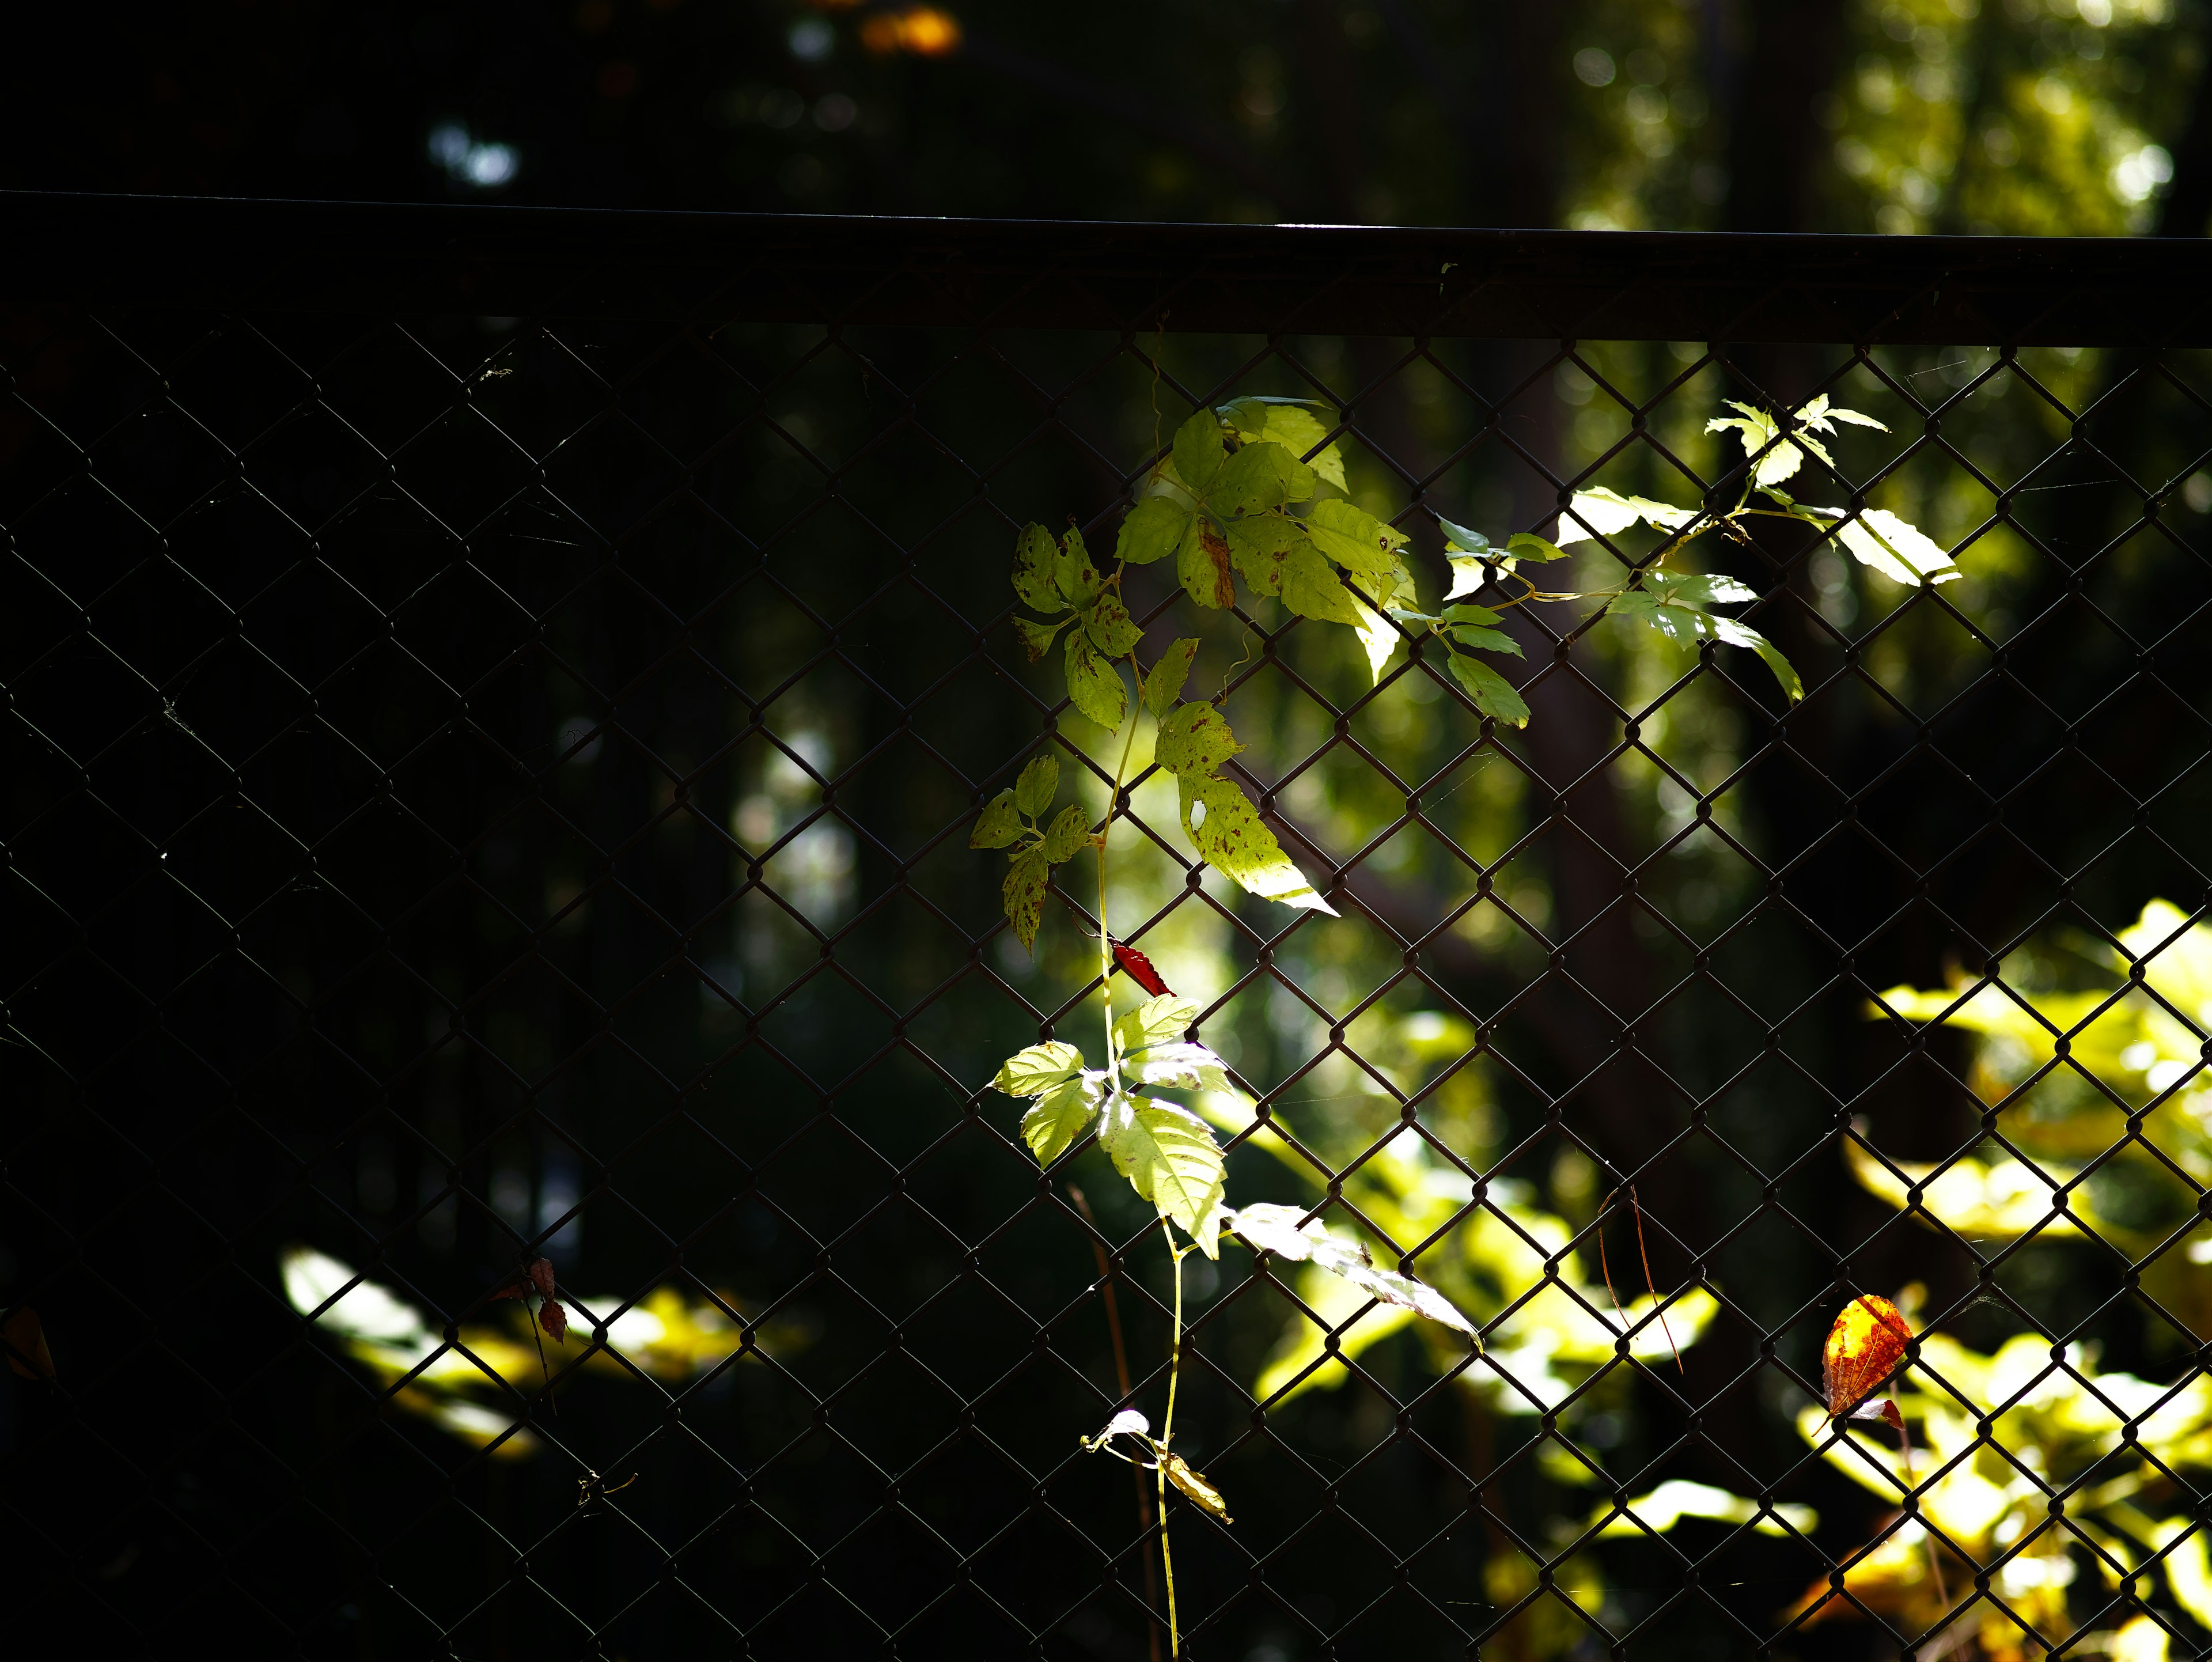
[
  {"left": 539, "top": 1298, "right": 568, "bottom": 1343},
  {"left": 491, "top": 1279, "right": 527, "bottom": 1301},
  {"left": 1109, "top": 937, "right": 1173, "bottom": 998},
  {"left": 1821, "top": 1293, "right": 1912, "bottom": 1419},
  {"left": 527, "top": 1258, "right": 556, "bottom": 1298},
  {"left": 3, "top": 1308, "right": 55, "bottom": 1382}
]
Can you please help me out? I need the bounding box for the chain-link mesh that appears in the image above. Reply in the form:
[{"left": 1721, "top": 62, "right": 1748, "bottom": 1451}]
[{"left": 11, "top": 203, "right": 2212, "bottom": 1660}]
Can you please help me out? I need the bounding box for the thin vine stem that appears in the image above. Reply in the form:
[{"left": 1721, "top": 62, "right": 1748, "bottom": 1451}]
[
  {"left": 1096, "top": 661, "right": 1145, "bottom": 1099},
  {"left": 1158, "top": 1216, "right": 1190, "bottom": 1659}
]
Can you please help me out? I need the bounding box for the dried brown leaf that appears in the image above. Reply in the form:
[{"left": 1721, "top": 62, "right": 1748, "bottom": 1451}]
[
  {"left": 1161, "top": 1452, "right": 1231, "bottom": 1524},
  {"left": 527, "top": 1258, "right": 556, "bottom": 1299},
  {"left": 539, "top": 1298, "right": 569, "bottom": 1344}
]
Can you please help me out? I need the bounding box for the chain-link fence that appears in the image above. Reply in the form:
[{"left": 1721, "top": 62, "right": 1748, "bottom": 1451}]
[{"left": 10, "top": 196, "right": 2212, "bottom": 1661}]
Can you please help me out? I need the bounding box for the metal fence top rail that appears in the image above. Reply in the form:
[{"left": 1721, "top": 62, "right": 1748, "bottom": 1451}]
[{"left": 7, "top": 188, "right": 2212, "bottom": 345}]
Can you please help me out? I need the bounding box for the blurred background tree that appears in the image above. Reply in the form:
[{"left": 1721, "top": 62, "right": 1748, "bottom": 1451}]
[{"left": 8, "top": 0, "right": 2210, "bottom": 238}]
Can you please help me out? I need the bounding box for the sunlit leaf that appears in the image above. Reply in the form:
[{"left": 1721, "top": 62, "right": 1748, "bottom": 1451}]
[
  {"left": 1218, "top": 396, "right": 1346, "bottom": 490},
  {"left": 1170, "top": 408, "right": 1228, "bottom": 497},
  {"left": 1592, "top": 1479, "right": 1817, "bottom": 1539},
  {"left": 1100, "top": 1093, "right": 1227, "bottom": 1255},
  {"left": 1821, "top": 1293, "right": 1912, "bottom": 1418},
  {"left": 1305, "top": 499, "right": 1408, "bottom": 586},
  {"left": 1021, "top": 1073, "right": 1105, "bottom": 1164},
  {"left": 1161, "top": 1452, "right": 1233, "bottom": 1523},
  {"left": 1178, "top": 773, "right": 1337, "bottom": 914},
  {"left": 1153, "top": 701, "right": 1243, "bottom": 778},
  {"left": 1609, "top": 581, "right": 1802, "bottom": 703},
  {"left": 1807, "top": 506, "right": 1961, "bottom": 585},
  {"left": 1211, "top": 438, "right": 1316, "bottom": 517},
  {"left": 1229, "top": 1203, "right": 1478, "bottom": 1338},
  {"left": 1554, "top": 485, "right": 1698, "bottom": 547},
  {"left": 992, "top": 1039, "right": 1085, "bottom": 1096}
]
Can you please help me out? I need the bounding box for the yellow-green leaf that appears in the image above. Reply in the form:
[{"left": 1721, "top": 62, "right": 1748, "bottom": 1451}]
[
  {"left": 1176, "top": 516, "right": 1237, "bottom": 610},
  {"left": 1143, "top": 638, "right": 1199, "bottom": 717},
  {"left": 1014, "top": 754, "right": 1058, "bottom": 817},
  {"left": 1082, "top": 590, "right": 1143, "bottom": 657},
  {"left": 1021, "top": 1074, "right": 1104, "bottom": 1164},
  {"left": 1063, "top": 631, "right": 1128, "bottom": 730},
  {"left": 1305, "top": 499, "right": 1407, "bottom": 585},
  {"left": 1013, "top": 523, "right": 1064, "bottom": 612},
  {"left": 1179, "top": 773, "right": 1337, "bottom": 914},
  {"left": 1054, "top": 526, "right": 1103, "bottom": 607},
  {"left": 1041, "top": 802, "right": 1089, "bottom": 865},
  {"left": 1116, "top": 495, "right": 1190, "bottom": 566},
  {"left": 969, "top": 790, "right": 1022, "bottom": 849},
  {"left": 1154, "top": 701, "right": 1242, "bottom": 778},
  {"left": 1100, "top": 1094, "right": 1227, "bottom": 1255},
  {"left": 1003, "top": 849, "right": 1050, "bottom": 951},
  {"left": 992, "top": 1040, "right": 1085, "bottom": 1096},
  {"left": 1170, "top": 408, "right": 1227, "bottom": 497}
]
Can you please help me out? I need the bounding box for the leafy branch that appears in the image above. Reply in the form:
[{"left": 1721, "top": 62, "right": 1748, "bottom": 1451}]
[{"left": 975, "top": 388, "right": 1959, "bottom": 1654}]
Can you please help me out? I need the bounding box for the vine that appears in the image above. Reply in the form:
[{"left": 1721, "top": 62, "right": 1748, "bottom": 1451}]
[{"left": 975, "top": 389, "right": 1950, "bottom": 1654}]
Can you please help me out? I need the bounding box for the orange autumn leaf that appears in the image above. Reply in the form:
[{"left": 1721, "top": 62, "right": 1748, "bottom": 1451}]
[{"left": 1822, "top": 1293, "right": 1912, "bottom": 1418}]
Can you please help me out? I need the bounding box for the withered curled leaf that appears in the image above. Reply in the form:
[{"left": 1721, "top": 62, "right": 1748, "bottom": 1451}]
[
  {"left": 539, "top": 1298, "right": 569, "bottom": 1344},
  {"left": 1822, "top": 1293, "right": 1911, "bottom": 1420},
  {"left": 527, "top": 1258, "right": 556, "bottom": 1299},
  {"left": 1161, "top": 1452, "right": 1232, "bottom": 1524},
  {"left": 3, "top": 1307, "right": 56, "bottom": 1382}
]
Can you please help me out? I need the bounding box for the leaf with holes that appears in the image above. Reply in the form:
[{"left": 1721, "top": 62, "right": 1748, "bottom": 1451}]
[
  {"left": 1154, "top": 701, "right": 1243, "bottom": 779},
  {"left": 1100, "top": 1093, "right": 1228, "bottom": 1254},
  {"left": 1178, "top": 773, "right": 1337, "bottom": 914},
  {"left": 1305, "top": 499, "right": 1408, "bottom": 586},
  {"left": 1082, "top": 590, "right": 1143, "bottom": 658},
  {"left": 1003, "top": 847, "right": 1051, "bottom": 951},
  {"left": 1013, "top": 523, "right": 1065, "bottom": 612},
  {"left": 1054, "top": 525, "right": 1103, "bottom": 607},
  {"left": 1041, "top": 803, "right": 1090, "bottom": 865},
  {"left": 971, "top": 790, "right": 1022, "bottom": 849}
]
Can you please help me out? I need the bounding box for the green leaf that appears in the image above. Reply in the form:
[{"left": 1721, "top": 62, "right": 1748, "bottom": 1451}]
[
  {"left": 1555, "top": 486, "right": 1698, "bottom": 548},
  {"left": 1041, "top": 802, "right": 1089, "bottom": 864},
  {"left": 1645, "top": 571, "right": 1758, "bottom": 608},
  {"left": 1442, "top": 602, "right": 1502, "bottom": 626},
  {"left": 1448, "top": 624, "right": 1523, "bottom": 658},
  {"left": 1218, "top": 397, "right": 1346, "bottom": 490},
  {"left": 1144, "top": 638, "right": 1199, "bottom": 717},
  {"left": 969, "top": 790, "right": 1022, "bottom": 849},
  {"left": 1348, "top": 586, "right": 1402, "bottom": 684},
  {"left": 1021, "top": 1073, "right": 1104, "bottom": 1164},
  {"left": 1179, "top": 773, "right": 1338, "bottom": 914},
  {"left": 1013, "top": 524, "right": 1064, "bottom": 612},
  {"left": 1707, "top": 402, "right": 1830, "bottom": 489},
  {"left": 1210, "top": 440, "right": 1316, "bottom": 518},
  {"left": 1063, "top": 631, "right": 1129, "bottom": 730},
  {"left": 1435, "top": 516, "right": 1490, "bottom": 554},
  {"left": 1002, "top": 848, "right": 1050, "bottom": 952},
  {"left": 1305, "top": 499, "right": 1408, "bottom": 585},
  {"left": 1054, "top": 527, "right": 1103, "bottom": 608},
  {"left": 1226, "top": 1203, "right": 1479, "bottom": 1338},
  {"left": 1014, "top": 754, "right": 1059, "bottom": 817},
  {"left": 1506, "top": 532, "right": 1570, "bottom": 562},
  {"left": 1278, "top": 542, "right": 1365, "bottom": 626},
  {"left": 1447, "top": 652, "right": 1531, "bottom": 726},
  {"left": 993, "top": 1039, "right": 1085, "bottom": 1096},
  {"left": 1808, "top": 506, "right": 1960, "bottom": 585},
  {"left": 1116, "top": 496, "right": 1190, "bottom": 566},
  {"left": 1225, "top": 514, "right": 1304, "bottom": 597},
  {"left": 1170, "top": 408, "right": 1227, "bottom": 498},
  {"left": 1100, "top": 1093, "right": 1227, "bottom": 1255},
  {"left": 1015, "top": 616, "right": 1069, "bottom": 661},
  {"left": 1082, "top": 590, "right": 1143, "bottom": 657},
  {"left": 1154, "top": 700, "right": 1243, "bottom": 778},
  {"left": 1176, "top": 516, "right": 1237, "bottom": 609},
  {"left": 1610, "top": 584, "right": 1802, "bottom": 703},
  {"left": 1112, "top": 993, "right": 1198, "bottom": 1059}
]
